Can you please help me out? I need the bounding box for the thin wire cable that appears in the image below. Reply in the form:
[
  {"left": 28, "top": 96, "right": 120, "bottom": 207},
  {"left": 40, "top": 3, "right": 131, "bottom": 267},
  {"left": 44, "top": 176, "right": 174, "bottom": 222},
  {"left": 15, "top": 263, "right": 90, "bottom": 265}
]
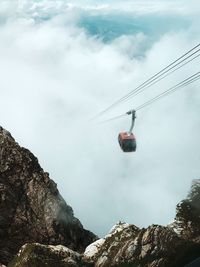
[
  {"left": 91, "top": 43, "right": 200, "bottom": 120},
  {"left": 99, "top": 114, "right": 127, "bottom": 124},
  {"left": 118, "top": 50, "right": 200, "bottom": 102},
  {"left": 99, "top": 71, "right": 200, "bottom": 124},
  {"left": 93, "top": 48, "right": 200, "bottom": 120},
  {"left": 121, "top": 52, "right": 200, "bottom": 100},
  {"left": 136, "top": 73, "right": 200, "bottom": 111}
]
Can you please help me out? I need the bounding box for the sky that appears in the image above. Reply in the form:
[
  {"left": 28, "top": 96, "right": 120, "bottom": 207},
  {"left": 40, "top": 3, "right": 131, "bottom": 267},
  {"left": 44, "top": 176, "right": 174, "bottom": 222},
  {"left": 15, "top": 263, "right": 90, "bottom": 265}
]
[{"left": 0, "top": 0, "right": 200, "bottom": 237}]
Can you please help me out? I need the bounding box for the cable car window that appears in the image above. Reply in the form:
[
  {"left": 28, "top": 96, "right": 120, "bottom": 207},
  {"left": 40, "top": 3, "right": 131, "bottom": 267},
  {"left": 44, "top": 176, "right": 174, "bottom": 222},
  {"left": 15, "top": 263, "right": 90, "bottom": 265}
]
[{"left": 123, "top": 139, "right": 136, "bottom": 152}]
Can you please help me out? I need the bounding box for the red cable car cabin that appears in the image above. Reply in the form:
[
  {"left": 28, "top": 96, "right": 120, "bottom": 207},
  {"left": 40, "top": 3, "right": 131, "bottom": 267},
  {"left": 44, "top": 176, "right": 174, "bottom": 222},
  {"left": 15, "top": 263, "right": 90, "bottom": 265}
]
[
  {"left": 118, "top": 132, "right": 136, "bottom": 152},
  {"left": 118, "top": 109, "right": 136, "bottom": 152}
]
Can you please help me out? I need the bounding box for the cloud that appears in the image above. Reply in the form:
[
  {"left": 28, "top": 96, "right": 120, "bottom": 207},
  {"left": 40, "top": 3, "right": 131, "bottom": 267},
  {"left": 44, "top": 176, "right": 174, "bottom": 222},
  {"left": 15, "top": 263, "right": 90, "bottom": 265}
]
[{"left": 0, "top": 0, "right": 200, "bottom": 236}]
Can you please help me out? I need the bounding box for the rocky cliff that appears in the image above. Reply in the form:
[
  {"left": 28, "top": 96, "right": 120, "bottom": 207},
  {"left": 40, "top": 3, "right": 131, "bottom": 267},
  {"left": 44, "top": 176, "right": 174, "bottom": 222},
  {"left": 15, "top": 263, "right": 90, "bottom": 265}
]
[
  {"left": 172, "top": 180, "right": 200, "bottom": 242},
  {"left": 1, "top": 126, "right": 200, "bottom": 267},
  {"left": 0, "top": 127, "right": 96, "bottom": 265},
  {"left": 8, "top": 243, "right": 83, "bottom": 267},
  {"left": 83, "top": 180, "right": 200, "bottom": 267}
]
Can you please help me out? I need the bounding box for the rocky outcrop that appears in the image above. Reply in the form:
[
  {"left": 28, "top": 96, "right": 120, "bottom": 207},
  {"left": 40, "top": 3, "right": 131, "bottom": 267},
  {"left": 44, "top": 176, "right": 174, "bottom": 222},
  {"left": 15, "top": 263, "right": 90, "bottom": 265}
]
[
  {"left": 172, "top": 179, "right": 200, "bottom": 242},
  {"left": 1, "top": 125, "right": 200, "bottom": 267},
  {"left": 83, "top": 180, "right": 200, "bottom": 267},
  {"left": 8, "top": 243, "right": 83, "bottom": 267},
  {"left": 0, "top": 127, "right": 96, "bottom": 265}
]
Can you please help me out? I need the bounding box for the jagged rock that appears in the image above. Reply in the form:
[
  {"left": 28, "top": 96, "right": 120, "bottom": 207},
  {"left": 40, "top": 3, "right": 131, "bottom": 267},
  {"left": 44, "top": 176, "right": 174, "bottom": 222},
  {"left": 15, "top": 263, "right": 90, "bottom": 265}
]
[
  {"left": 84, "top": 222, "right": 139, "bottom": 265},
  {"left": 8, "top": 243, "right": 82, "bottom": 267},
  {"left": 172, "top": 179, "right": 200, "bottom": 242},
  {"left": 1, "top": 125, "right": 200, "bottom": 267},
  {"left": 0, "top": 127, "right": 96, "bottom": 265},
  {"left": 84, "top": 181, "right": 200, "bottom": 267},
  {"left": 84, "top": 223, "right": 200, "bottom": 267}
]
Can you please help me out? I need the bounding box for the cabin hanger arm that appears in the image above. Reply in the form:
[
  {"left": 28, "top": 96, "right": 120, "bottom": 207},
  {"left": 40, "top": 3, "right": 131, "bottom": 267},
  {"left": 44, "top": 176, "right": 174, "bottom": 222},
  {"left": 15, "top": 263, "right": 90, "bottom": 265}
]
[{"left": 126, "top": 110, "right": 136, "bottom": 134}]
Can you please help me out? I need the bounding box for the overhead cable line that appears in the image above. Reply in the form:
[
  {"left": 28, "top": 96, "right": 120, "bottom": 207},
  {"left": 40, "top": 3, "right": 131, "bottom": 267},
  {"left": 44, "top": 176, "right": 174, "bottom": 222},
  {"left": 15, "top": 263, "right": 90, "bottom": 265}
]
[
  {"left": 115, "top": 49, "right": 200, "bottom": 103},
  {"left": 100, "top": 71, "right": 200, "bottom": 124},
  {"left": 136, "top": 72, "right": 200, "bottom": 110},
  {"left": 99, "top": 114, "right": 127, "bottom": 124},
  {"left": 91, "top": 43, "right": 200, "bottom": 121}
]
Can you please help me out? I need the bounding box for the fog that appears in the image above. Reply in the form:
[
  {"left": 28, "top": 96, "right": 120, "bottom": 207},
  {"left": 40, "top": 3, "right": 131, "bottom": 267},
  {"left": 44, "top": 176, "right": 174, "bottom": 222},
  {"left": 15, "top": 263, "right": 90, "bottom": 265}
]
[{"left": 0, "top": 0, "right": 200, "bottom": 236}]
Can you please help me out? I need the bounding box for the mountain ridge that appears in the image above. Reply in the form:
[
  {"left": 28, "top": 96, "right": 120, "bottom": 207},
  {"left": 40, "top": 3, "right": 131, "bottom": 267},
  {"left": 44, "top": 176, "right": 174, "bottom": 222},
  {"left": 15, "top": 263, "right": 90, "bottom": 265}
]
[
  {"left": 0, "top": 126, "right": 97, "bottom": 265},
  {"left": 0, "top": 126, "right": 200, "bottom": 267}
]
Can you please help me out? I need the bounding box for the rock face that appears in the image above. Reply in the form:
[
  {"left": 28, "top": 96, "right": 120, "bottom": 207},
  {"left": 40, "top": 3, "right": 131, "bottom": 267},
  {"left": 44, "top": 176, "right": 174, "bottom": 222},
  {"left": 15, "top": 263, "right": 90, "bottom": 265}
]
[
  {"left": 172, "top": 180, "right": 200, "bottom": 242},
  {"left": 83, "top": 180, "right": 200, "bottom": 267},
  {"left": 8, "top": 243, "right": 83, "bottom": 267},
  {"left": 0, "top": 127, "right": 96, "bottom": 265},
  {"left": 1, "top": 126, "right": 200, "bottom": 267}
]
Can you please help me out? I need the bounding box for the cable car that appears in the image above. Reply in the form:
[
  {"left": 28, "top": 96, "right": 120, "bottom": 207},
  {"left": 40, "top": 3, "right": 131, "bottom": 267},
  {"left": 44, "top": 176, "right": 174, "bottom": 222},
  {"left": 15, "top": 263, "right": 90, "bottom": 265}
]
[
  {"left": 118, "top": 132, "right": 136, "bottom": 152},
  {"left": 118, "top": 110, "right": 137, "bottom": 152}
]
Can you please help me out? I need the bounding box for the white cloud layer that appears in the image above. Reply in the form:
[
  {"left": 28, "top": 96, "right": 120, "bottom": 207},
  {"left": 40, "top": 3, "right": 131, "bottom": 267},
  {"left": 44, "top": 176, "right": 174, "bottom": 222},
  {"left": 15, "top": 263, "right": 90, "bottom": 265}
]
[{"left": 0, "top": 0, "right": 200, "bottom": 236}]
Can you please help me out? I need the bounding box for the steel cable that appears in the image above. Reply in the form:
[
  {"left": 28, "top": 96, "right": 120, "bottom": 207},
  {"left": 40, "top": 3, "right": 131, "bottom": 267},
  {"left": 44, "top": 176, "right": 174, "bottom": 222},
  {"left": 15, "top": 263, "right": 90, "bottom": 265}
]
[
  {"left": 100, "top": 71, "right": 200, "bottom": 123},
  {"left": 91, "top": 43, "right": 200, "bottom": 120}
]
